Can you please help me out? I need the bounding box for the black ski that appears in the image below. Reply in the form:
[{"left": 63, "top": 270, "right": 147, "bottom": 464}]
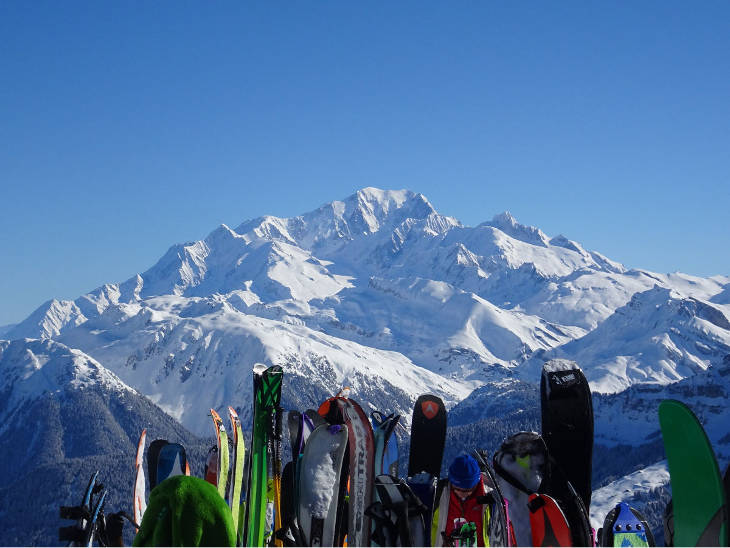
[
  {"left": 408, "top": 394, "right": 446, "bottom": 478},
  {"left": 540, "top": 359, "right": 593, "bottom": 509}
]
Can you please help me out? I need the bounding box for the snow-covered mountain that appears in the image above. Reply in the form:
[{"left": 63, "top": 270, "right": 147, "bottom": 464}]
[
  {"left": 0, "top": 338, "right": 207, "bottom": 546},
  {"left": 5, "top": 188, "right": 729, "bottom": 439}
]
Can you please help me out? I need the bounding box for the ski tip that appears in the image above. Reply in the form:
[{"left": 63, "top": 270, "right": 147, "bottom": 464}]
[
  {"left": 542, "top": 358, "right": 583, "bottom": 374},
  {"left": 335, "top": 386, "right": 352, "bottom": 398},
  {"left": 658, "top": 399, "right": 688, "bottom": 413}
]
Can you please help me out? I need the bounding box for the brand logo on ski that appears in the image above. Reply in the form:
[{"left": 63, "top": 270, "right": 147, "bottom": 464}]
[
  {"left": 421, "top": 400, "right": 439, "bottom": 419},
  {"left": 550, "top": 371, "right": 577, "bottom": 387}
]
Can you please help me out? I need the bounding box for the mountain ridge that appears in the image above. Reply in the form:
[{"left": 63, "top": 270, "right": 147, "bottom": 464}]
[{"left": 4, "top": 187, "right": 729, "bottom": 436}]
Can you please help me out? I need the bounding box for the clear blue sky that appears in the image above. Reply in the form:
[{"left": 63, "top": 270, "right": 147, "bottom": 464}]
[{"left": 1, "top": 1, "right": 729, "bottom": 326}]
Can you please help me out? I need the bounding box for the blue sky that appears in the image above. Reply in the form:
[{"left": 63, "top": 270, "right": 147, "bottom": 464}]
[{"left": 1, "top": 1, "right": 729, "bottom": 326}]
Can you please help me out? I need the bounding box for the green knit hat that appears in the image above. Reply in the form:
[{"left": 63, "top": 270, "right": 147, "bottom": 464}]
[{"left": 133, "top": 475, "right": 235, "bottom": 547}]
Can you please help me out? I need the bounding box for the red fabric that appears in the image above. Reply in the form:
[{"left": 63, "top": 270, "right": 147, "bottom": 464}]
[{"left": 445, "top": 477, "right": 487, "bottom": 546}]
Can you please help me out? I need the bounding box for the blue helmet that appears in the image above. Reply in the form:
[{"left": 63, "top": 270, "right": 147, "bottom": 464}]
[{"left": 448, "top": 454, "right": 481, "bottom": 490}]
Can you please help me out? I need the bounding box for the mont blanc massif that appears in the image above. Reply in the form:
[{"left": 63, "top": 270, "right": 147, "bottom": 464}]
[{"left": 1, "top": 188, "right": 729, "bottom": 545}]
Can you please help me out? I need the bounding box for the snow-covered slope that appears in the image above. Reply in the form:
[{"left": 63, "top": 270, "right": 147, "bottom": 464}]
[
  {"left": 590, "top": 462, "right": 671, "bottom": 543},
  {"left": 526, "top": 286, "right": 730, "bottom": 393},
  {"left": 0, "top": 338, "right": 135, "bottom": 429},
  {"left": 52, "top": 293, "right": 473, "bottom": 435},
  {"left": 592, "top": 355, "right": 730, "bottom": 456},
  {"left": 5, "top": 187, "right": 729, "bottom": 443},
  {"left": 0, "top": 337, "right": 206, "bottom": 547}
]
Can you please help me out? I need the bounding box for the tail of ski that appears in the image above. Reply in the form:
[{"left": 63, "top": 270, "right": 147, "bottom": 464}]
[
  {"left": 528, "top": 493, "right": 573, "bottom": 547},
  {"left": 408, "top": 394, "right": 446, "bottom": 478},
  {"left": 271, "top": 399, "right": 284, "bottom": 547},
  {"left": 228, "top": 406, "right": 246, "bottom": 544},
  {"left": 147, "top": 439, "right": 168, "bottom": 490},
  {"left": 133, "top": 429, "right": 147, "bottom": 531},
  {"left": 246, "top": 363, "right": 283, "bottom": 547},
  {"left": 335, "top": 386, "right": 351, "bottom": 399},
  {"left": 659, "top": 399, "right": 729, "bottom": 547},
  {"left": 205, "top": 445, "right": 219, "bottom": 486},
  {"left": 541, "top": 359, "right": 594, "bottom": 510},
  {"left": 156, "top": 442, "right": 189, "bottom": 484},
  {"left": 372, "top": 412, "right": 401, "bottom": 478},
  {"left": 211, "top": 408, "right": 230, "bottom": 501},
  {"left": 407, "top": 393, "right": 446, "bottom": 541}
]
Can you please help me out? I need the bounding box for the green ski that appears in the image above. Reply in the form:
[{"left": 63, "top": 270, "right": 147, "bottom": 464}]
[
  {"left": 246, "top": 363, "right": 283, "bottom": 547},
  {"left": 658, "top": 399, "right": 728, "bottom": 547},
  {"left": 210, "top": 408, "right": 230, "bottom": 501},
  {"left": 228, "top": 406, "right": 246, "bottom": 544}
]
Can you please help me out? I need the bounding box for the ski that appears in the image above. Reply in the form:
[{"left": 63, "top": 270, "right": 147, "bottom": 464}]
[
  {"left": 133, "top": 429, "right": 147, "bottom": 531},
  {"left": 156, "top": 442, "right": 189, "bottom": 484},
  {"left": 268, "top": 384, "right": 284, "bottom": 547},
  {"left": 228, "top": 406, "right": 246, "bottom": 543},
  {"left": 319, "top": 396, "right": 375, "bottom": 546},
  {"left": 205, "top": 445, "right": 219, "bottom": 487},
  {"left": 541, "top": 359, "right": 593, "bottom": 510},
  {"left": 297, "top": 424, "right": 349, "bottom": 547},
  {"left": 246, "top": 363, "right": 283, "bottom": 547},
  {"left": 289, "top": 410, "right": 321, "bottom": 460},
  {"left": 408, "top": 394, "right": 446, "bottom": 478},
  {"left": 84, "top": 488, "right": 107, "bottom": 547},
  {"left": 528, "top": 493, "right": 572, "bottom": 547},
  {"left": 471, "top": 449, "right": 513, "bottom": 547},
  {"left": 371, "top": 411, "right": 401, "bottom": 477},
  {"left": 147, "top": 439, "right": 168, "bottom": 490},
  {"left": 659, "top": 399, "right": 729, "bottom": 547},
  {"left": 210, "top": 408, "right": 231, "bottom": 500},
  {"left": 407, "top": 393, "right": 446, "bottom": 542},
  {"left": 59, "top": 471, "right": 99, "bottom": 546}
]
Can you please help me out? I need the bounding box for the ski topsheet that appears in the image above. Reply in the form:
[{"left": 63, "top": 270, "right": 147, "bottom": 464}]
[
  {"left": 268, "top": 368, "right": 284, "bottom": 547},
  {"left": 408, "top": 394, "right": 446, "bottom": 478},
  {"left": 133, "top": 429, "right": 147, "bottom": 530},
  {"left": 319, "top": 395, "right": 376, "bottom": 547},
  {"left": 205, "top": 445, "right": 219, "bottom": 486},
  {"left": 246, "top": 363, "right": 283, "bottom": 547},
  {"left": 297, "top": 424, "right": 349, "bottom": 547},
  {"left": 228, "top": 406, "right": 246, "bottom": 542},
  {"left": 147, "top": 439, "right": 168, "bottom": 490},
  {"left": 156, "top": 442, "right": 189, "bottom": 484},
  {"left": 289, "top": 410, "right": 321, "bottom": 459},
  {"left": 540, "top": 359, "right": 593, "bottom": 509},
  {"left": 471, "top": 449, "right": 513, "bottom": 547},
  {"left": 210, "top": 409, "right": 230, "bottom": 501},
  {"left": 659, "top": 399, "right": 729, "bottom": 547},
  {"left": 528, "top": 493, "right": 573, "bottom": 547},
  {"left": 371, "top": 411, "right": 401, "bottom": 478},
  {"left": 407, "top": 393, "right": 446, "bottom": 539}
]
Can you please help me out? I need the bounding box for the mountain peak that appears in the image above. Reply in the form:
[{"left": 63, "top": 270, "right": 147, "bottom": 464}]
[
  {"left": 482, "top": 212, "right": 550, "bottom": 247},
  {"left": 345, "top": 187, "right": 436, "bottom": 230}
]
